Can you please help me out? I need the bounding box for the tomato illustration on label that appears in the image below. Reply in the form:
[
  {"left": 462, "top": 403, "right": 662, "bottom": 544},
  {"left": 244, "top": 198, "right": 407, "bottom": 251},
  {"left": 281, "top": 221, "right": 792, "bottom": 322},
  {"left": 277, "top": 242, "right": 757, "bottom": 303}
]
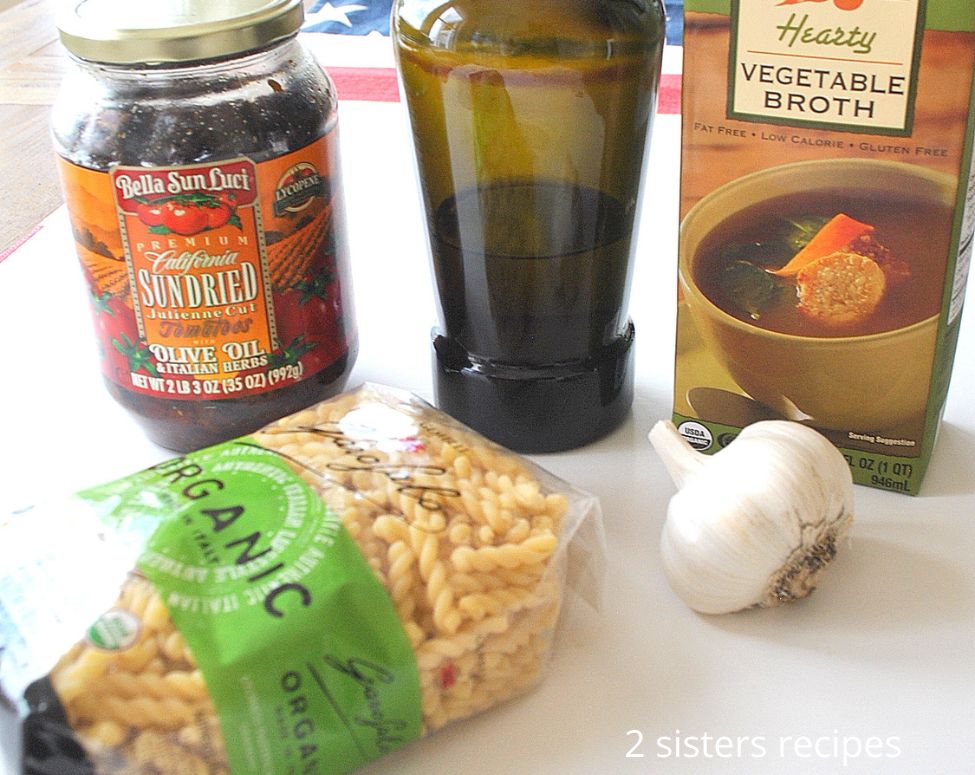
[
  {"left": 273, "top": 265, "right": 345, "bottom": 373},
  {"left": 204, "top": 202, "right": 233, "bottom": 229},
  {"left": 160, "top": 201, "right": 209, "bottom": 235},
  {"left": 135, "top": 201, "right": 167, "bottom": 227},
  {"left": 89, "top": 288, "right": 157, "bottom": 384},
  {"left": 133, "top": 194, "right": 242, "bottom": 236}
]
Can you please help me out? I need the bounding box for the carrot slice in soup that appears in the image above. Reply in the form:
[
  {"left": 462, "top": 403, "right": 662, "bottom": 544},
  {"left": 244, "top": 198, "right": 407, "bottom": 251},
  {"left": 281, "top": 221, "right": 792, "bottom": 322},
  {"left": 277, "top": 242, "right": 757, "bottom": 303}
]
[{"left": 771, "top": 213, "right": 874, "bottom": 277}]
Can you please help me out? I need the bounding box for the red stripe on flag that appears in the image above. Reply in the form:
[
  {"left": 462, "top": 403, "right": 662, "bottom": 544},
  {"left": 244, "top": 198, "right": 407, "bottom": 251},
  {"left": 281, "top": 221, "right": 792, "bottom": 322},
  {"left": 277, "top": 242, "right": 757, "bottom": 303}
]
[
  {"left": 658, "top": 73, "right": 681, "bottom": 115},
  {"left": 329, "top": 66, "right": 683, "bottom": 115},
  {"left": 330, "top": 67, "right": 401, "bottom": 102}
]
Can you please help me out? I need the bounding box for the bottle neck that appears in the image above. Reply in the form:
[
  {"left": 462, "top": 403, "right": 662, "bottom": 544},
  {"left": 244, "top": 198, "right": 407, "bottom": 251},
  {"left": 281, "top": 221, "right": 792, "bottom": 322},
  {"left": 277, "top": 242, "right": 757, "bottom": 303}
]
[{"left": 394, "top": 0, "right": 664, "bottom": 57}]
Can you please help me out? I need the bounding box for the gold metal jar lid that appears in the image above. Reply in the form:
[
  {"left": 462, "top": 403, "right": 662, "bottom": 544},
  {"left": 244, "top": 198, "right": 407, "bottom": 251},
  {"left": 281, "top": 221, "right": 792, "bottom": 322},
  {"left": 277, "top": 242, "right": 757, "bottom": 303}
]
[{"left": 57, "top": 0, "right": 304, "bottom": 64}]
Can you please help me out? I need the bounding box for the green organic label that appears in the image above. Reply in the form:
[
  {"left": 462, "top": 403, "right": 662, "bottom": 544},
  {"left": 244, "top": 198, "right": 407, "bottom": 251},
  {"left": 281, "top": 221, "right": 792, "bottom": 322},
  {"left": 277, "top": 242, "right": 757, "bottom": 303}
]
[
  {"left": 78, "top": 440, "right": 423, "bottom": 775},
  {"left": 86, "top": 609, "right": 141, "bottom": 651}
]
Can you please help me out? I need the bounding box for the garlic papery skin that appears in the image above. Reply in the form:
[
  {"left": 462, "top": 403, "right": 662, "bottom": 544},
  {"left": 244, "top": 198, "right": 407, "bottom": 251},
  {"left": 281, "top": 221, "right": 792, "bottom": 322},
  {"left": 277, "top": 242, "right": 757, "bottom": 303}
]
[{"left": 648, "top": 420, "right": 854, "bottom": 615}]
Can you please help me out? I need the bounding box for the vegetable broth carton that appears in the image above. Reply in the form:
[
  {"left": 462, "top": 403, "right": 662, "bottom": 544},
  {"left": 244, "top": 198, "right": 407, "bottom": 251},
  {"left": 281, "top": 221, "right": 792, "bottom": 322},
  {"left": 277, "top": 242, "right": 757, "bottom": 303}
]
[{"left": 673, "top": 0, "right": 975, "bottom": 493}]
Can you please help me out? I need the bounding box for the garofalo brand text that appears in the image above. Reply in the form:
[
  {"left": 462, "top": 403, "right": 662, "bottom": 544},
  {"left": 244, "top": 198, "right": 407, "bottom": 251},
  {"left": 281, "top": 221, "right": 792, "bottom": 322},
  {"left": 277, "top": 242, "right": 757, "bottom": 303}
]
[{"left": 730, "top": 0, "right": 924, "bottom": 134}]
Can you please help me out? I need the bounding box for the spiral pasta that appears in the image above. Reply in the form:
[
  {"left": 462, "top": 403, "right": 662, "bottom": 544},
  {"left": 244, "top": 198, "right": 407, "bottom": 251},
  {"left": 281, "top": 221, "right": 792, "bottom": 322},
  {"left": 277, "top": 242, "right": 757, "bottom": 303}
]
[{"left": 45, "top": 384, "right": 593, "bottom": 774}]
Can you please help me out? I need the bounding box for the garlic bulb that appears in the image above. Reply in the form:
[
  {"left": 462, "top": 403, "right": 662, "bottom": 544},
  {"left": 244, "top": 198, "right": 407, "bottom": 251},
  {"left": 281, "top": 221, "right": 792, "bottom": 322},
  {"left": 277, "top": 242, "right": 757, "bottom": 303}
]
[{"left": 648, "top": 420, "right": 853, "bottom": 615}]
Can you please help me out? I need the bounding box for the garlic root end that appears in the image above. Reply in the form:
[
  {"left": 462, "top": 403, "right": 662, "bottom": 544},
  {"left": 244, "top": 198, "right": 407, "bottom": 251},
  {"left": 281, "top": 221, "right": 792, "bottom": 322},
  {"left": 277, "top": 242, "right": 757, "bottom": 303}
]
[{"left": 760, "top": 508, "right": 854, "bottom": 609}]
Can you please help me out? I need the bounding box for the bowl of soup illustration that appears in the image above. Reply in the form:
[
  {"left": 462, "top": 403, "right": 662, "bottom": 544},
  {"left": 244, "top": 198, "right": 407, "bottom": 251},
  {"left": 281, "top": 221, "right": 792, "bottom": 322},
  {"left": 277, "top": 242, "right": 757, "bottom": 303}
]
[{"left": 679, "top": 159, "right": 955, "bottom": 431}]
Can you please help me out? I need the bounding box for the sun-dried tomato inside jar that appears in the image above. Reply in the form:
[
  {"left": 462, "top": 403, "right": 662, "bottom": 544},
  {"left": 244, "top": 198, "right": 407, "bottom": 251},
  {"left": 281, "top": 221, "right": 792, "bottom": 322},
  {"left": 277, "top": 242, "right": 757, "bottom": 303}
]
[{"left": 52, "top": 0, "right": 357, "bottom": 451}]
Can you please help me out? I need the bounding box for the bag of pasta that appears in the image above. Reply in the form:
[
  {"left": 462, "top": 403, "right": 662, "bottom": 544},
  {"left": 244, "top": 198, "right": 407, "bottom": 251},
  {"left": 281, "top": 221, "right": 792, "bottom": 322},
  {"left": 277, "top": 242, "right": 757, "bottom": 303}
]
[{"left": 0, "top": 384, "right": 603, "bottom": 775}]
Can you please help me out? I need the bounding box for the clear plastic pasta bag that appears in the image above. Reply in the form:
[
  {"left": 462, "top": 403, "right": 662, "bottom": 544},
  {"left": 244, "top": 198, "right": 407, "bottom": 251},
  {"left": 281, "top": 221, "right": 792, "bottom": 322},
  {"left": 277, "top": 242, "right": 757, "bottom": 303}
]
[{"left": 0, "top": 384, "right": 604, "bottom": 775}]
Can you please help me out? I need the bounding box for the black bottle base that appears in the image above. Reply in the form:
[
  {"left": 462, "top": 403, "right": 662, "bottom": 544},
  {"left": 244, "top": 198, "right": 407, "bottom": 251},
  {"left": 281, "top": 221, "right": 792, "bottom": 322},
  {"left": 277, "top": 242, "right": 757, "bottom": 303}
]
[{"left": 433, "top": 322, "right": 635, "bottom": 453}]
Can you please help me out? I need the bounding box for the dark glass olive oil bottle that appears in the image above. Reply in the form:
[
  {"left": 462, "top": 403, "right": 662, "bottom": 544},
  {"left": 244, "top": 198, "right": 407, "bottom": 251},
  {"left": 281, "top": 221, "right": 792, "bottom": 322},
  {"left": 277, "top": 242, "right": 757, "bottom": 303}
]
[{"left": 393, "top": 0, "right": 665, "bottom": 451}]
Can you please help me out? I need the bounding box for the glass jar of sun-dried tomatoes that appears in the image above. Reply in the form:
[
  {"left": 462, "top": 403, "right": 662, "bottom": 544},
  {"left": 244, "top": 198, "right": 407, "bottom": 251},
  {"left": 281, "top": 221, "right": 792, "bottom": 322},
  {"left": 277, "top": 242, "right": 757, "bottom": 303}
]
[{"left": 52, "top": 0, "right": 357, "bottom": 451}]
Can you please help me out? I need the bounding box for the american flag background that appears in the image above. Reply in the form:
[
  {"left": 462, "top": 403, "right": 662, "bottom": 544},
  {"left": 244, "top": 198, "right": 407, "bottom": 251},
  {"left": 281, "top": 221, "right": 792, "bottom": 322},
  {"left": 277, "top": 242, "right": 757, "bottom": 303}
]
[
  {"left": 303, "top": 0, "right": 395, "bottom": 36},
  {"left": 302, "top": 0, "right": 686, "bottom": 45}
]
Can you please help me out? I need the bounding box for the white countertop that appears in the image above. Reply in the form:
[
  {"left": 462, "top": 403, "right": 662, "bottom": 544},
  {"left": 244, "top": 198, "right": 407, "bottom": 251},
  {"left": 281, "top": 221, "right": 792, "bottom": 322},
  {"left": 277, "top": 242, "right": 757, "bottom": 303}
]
[{"left": 2, "top": 98, "right": 974, "bottom": 775}]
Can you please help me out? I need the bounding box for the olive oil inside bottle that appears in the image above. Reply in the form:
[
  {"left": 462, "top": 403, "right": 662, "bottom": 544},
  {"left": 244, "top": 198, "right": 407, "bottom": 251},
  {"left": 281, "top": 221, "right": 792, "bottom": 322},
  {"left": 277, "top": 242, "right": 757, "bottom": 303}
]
[{"left": 434, "top": 180, "right": 631, "bottom": 364}]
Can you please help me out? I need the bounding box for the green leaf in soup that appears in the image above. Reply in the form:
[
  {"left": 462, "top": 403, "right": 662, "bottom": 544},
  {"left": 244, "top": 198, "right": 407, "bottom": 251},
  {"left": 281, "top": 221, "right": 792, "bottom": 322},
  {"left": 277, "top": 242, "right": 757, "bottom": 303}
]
[
  {"left": 721, "top": 240, "right": 792, "bottom": 268},
  {"left": 779, "top": 215, "right": 830, "bottom": 252},
  {"left": 720, "top": 260, "right": 783, "bottom": 320}
]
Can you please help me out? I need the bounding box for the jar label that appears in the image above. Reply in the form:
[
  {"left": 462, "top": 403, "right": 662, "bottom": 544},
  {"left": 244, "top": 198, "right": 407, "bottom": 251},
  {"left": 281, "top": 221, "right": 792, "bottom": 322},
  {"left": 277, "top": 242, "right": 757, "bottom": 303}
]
[{"left": 58, "top": 132, "right": 353, "bottom": 400}]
